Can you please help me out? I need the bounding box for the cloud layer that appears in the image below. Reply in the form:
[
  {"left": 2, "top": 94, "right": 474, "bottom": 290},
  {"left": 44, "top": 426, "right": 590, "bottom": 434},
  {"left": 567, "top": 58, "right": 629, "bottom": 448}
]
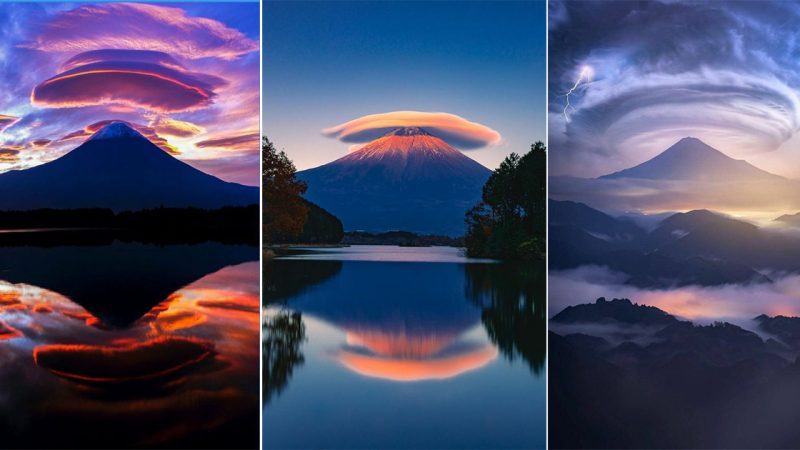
[
  {"left": 550, "top": 265, "right": 800, "bottom": 324},
  {"left": 0, "top": 3, "right": 259, "bottom": 185},
  {"left": 322, "top": 111, "right": 502, "bottom": 149},
  {"left": 22, "top": 2, "right": 258, "bottom": 60},
  {"left": 549, "top": 1, "right": 800, "bottom": 177},
  {"left": 32, "top": 50, "right": 223, "bottom": 113}
]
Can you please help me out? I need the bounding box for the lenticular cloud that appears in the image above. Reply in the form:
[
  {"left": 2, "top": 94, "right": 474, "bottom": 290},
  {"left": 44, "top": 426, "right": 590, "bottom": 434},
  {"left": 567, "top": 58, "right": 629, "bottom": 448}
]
[
  {"left": 322, "top": 111, "right": 502, "bottom": 150},
  {"left": 23, "top": 2, "right": 257, "bottom": 60},
  {"left": 31, "top": 49, "right": 225, "bottom": 113}
]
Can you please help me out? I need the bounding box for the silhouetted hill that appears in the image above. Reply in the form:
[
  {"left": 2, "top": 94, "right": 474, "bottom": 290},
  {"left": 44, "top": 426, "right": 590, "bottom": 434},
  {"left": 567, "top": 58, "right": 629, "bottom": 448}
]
[
  {"left": 552, "top": 297, "right": 678, "bottom": 326},
  {"left": 550, "top": 300, "right": 800, "bottom": 448},
  {"left": 300, "top": 199, "right": 344, "bottom": 243},
  {"left": 549, "top": 201, "right": 787, "bottom": 287},
  {"left": 0, "top": 122, "right": 258, "bottom": 211},
  {"left": 0, "top": 205, "right": 259, "bottom": 246},
  {"left": 550, "top": 199, "right": 644, "bottom": 242}
]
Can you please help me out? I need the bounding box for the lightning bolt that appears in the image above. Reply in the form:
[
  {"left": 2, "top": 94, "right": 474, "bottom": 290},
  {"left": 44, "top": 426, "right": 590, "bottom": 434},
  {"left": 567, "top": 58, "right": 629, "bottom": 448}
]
[{"left": 563, "top": 66, "right": 593, "bottom": 123}]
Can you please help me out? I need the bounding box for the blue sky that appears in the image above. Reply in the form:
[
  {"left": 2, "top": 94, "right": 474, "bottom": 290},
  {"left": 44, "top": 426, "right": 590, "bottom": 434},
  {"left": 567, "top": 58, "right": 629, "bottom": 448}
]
[{"left": 263, "top": 0, "right": 546, "bottom": 170}]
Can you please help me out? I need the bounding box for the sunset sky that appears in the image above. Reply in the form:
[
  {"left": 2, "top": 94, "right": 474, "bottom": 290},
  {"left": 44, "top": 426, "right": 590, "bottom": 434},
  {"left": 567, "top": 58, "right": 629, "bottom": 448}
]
[
  {"left": 262, "top": 0, "right": 546, "bottom": 171},
  {"left": 0, "top": 2, "right": 259, "bottom": 185}
]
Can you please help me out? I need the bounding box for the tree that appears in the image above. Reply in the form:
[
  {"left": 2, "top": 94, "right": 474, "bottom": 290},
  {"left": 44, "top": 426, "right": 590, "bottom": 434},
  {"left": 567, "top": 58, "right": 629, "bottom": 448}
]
[
  {"left": 263, "top": 136, "right": 309, "bottom": 242},
  {"left": 464, "top": 142, "right": 546, "bottom": 260}
]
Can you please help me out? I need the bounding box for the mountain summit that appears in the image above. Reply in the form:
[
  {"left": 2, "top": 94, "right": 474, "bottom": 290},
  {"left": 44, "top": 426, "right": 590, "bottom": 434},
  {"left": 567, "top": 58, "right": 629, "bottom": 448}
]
[
  {"left": 601, "top": 137, "right": 783, "bottom": 182},
  {"left": 0, "top": 122, "right": 257, "bottom": 211},
  {"left": 298, "top": 126, "right": 491, "bottom": 235},
  {"left": 88, "top": 121, "right": 148, "bottom": 141}
]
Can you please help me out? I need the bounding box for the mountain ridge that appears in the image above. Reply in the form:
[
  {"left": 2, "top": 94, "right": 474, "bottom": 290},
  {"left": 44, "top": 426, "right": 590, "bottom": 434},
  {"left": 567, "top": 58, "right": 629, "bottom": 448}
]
[
  {"left": 0, "top": 122, "right": 258, "bottom": 211},
  {"left": 601, "top": 137, "right": 784, "bottom": 182},
  {"left": 298, "top": 126, "right": 491, "bottom": 235}
]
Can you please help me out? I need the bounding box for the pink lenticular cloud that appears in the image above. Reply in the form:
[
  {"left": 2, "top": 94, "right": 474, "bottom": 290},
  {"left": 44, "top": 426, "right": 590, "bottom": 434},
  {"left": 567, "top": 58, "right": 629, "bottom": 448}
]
[
  {"left": 195, "top": 132, "right": 260, "bottom": 152},
  {"left": 32, "top": 50, "right": 225, "bottom": 113},
  {"left": 150, "top": 118, "right": 206, "bottom": 138},
  {"left": 0, "top": 2, "right": 259, "bottom": 185},
  {"left": 322, "top": 111, "right": 502, "bottom": 149},
  {"left": 23, "top": 3, "right": 258, "bottom": 60}
]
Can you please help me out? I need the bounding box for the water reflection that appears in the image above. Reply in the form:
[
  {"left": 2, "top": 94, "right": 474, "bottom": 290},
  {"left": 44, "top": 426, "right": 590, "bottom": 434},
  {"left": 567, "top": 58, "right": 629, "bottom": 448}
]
[
  {"left": 263, "top": 246, "right": 546, "bottom": 449},
  {"left": 0, "top": 241, "right": 259, "bottom": 449},
  {"left": 263, "top": 310, "right": 306, "bottom": 405},
  {"left": 465, "top": 262, "right": 547, "bottom": 374}
]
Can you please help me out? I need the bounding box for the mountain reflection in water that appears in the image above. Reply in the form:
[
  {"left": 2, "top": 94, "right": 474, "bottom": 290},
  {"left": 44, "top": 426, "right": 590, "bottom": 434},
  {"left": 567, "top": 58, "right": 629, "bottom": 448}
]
[
  {"left": 0, "top": 241, "right": 259, "bottom": 449},
  {"left": 262, "top": 246, "right": 545, "bottom": 449}
]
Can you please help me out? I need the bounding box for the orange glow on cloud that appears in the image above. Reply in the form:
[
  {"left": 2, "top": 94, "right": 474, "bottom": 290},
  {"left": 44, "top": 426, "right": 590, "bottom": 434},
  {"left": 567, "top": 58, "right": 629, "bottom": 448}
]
[
  {"left": 345, "top": 330, "right": 457, "bottom": 357},
  {"left": 338, "top": 346, "right": 498, "bottom": 382},
  {"left": 150, "top": 117, "right": 206, "bottom": 138},
  {"left": 153, "top": 309, "right": 207, "bottom": 332},
  {"left": 32, "top": 68, "right": 214, "bottom": 112},
  {"left": 0, "top": 320, "right": 22, "bottom": 340},
  {"left": 33, "top": 336, "right": 214, "bottom": 384},
  {"left": 322, "top": 111, "right": 502, "bottom": 149}
]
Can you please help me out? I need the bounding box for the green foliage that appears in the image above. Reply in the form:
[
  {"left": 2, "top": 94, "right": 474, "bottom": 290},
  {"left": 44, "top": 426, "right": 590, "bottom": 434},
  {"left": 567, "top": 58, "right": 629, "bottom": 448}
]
[
  {"left": 464, "top": 142, "right": 546, "bottom": 260},
  {"left": 293, "top": 199, "right": 344, "bottom": 244}
]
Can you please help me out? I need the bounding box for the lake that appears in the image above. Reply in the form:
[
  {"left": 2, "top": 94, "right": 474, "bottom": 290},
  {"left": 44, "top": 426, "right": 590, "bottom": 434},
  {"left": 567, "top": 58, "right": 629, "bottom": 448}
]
[
  {"left": 0, "top": 237, "right": 260, "bottom": 449},
  {"left": 263, "top": 245, "right": 545, "bottom": 449}
]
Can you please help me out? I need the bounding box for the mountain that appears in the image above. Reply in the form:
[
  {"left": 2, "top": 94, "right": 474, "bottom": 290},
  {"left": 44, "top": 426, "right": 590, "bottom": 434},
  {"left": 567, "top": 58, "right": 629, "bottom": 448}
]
[
  {"left": 549, "top": 199, "right": 644, "bottom": 242},
  {"left": 0, "top": 122, "right": 257, "bottom": 211},
  {"left": 549, "top": 299, "right": 800, "bottom": 449},
  {"left": 601, "top": 137, "right": 783, "bottom": 181},
  {"left": 549, "top": 201, "right": 774, "bottom": 287},
  {"left": 297, "top": 126, "right": 491, "bottom": 236},
  {"left": 552, "top": 297, "right": 679, "bottom": 326}
]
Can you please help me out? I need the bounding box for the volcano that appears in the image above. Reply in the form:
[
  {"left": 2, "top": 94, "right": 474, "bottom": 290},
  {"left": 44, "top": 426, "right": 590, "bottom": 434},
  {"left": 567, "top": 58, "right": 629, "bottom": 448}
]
[
  {"left": 0, "top": 122, "right": 257, "bottom": 211},
  {"left": 601, "top": 137, "right": 783, "bottom": 182},
  {"left": 298, "top": 126, "right": 491, "bottom": 235}
]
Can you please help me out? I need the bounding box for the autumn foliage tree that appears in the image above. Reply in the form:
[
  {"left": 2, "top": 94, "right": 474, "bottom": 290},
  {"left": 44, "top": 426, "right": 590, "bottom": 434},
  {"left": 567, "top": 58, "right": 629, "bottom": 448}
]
[
  {"left": 464, "top": 142, "right": 546, "bottom": 260},
  {"left": 263, "top": 136, "right": 309, "bottom": 242}
]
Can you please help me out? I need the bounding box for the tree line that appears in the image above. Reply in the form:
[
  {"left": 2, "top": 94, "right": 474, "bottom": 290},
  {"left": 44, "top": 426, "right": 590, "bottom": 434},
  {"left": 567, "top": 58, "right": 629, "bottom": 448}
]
[
  {"left": 464, "top": 142, "right": 546, "bottom": 260},
  {"left": 263, "top": 137, "right": 343, "bottom": 244}
]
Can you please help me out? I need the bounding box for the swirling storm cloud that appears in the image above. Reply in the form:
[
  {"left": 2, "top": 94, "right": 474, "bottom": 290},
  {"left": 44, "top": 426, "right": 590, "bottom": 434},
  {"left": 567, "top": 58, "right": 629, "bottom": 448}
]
[{"left": 549, "top": 1, "right": 800, "bottom": 179}]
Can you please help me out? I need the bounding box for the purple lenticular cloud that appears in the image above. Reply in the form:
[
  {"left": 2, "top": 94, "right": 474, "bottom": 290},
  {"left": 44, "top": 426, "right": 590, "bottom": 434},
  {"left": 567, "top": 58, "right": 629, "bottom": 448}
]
[
  {"left": 32, "top": 50, "right": 225, "bottom": 112},
  {"left": 0, "top": 2, "right": 259, "bottom": 186},
  {"left": 22, "top": 2, "right": 258, "bottom": 60}
]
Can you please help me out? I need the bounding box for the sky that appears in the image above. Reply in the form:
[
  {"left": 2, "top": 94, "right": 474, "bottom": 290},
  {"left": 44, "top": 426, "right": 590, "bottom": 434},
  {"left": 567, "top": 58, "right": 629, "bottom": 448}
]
[
  {"left": 549, "top": 0, "right": 800, "bottom": 180},
  {"left": 262, "top": 0, "right": 546, "bottom": 171},
  {"left": 0, "top": 2, "right": 260, "bottom": 186}
]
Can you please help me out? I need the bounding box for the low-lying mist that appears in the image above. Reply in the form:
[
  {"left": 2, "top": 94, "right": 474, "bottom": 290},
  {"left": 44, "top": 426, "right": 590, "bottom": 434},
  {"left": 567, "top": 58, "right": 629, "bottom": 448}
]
[{"left": 550, "top": 265, "right": 800, "bottom": 323}]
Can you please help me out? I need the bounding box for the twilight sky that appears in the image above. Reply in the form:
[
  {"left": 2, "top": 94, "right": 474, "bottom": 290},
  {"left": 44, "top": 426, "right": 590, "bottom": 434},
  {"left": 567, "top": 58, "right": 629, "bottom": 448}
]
[
  {"left": 263, "top": 0, "right": 546, "bottom": 171},
  {"left": 549, "top": 0, "right": 800, "bottom": 179},
  {"left": 0, "top": 2, "right": 259, "bottom": 186}
]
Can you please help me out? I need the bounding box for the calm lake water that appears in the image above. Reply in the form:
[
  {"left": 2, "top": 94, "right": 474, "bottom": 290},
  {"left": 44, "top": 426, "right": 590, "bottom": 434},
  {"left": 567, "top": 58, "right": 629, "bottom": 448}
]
[
  {"left": 0, "top": 239, "right": 260, "bottom": 449},
  {"left": 263, "top": 245, "right": 545, "bottom": 449}
]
